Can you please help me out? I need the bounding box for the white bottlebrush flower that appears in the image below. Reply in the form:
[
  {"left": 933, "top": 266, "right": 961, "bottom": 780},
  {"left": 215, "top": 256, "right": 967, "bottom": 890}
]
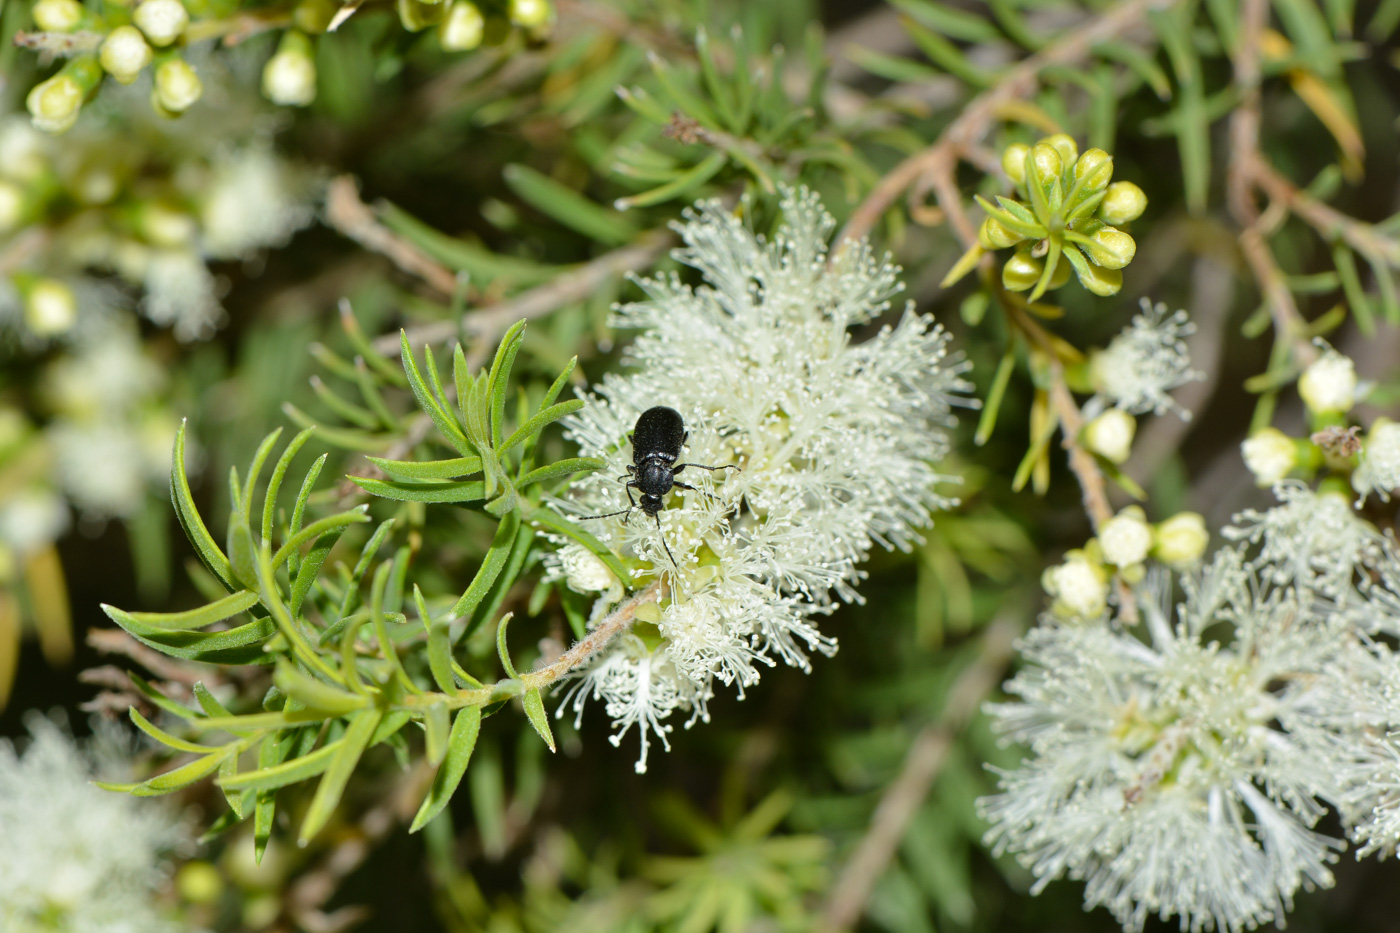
[
  {"left": 0, "top": 714, "right": 190, "bottom": 933},
  {"left": 142, "top": 248, "right": 226, "bottom": 342},
  {"left": 558, "top": 636, "right": 693, "bottom": 774},
  {"left": 43, "top": 321, "right": 164, "bottom": 419},
  {"left": 982, "top": 549, "right": 1351, "bottom": 933},
  {"left": 1089, "top": 299, "right": 1202, "bottom": 419},
  {"left": 554, "top": 188, "right": 970, "bottom": 771},
  {"left": 1352, "top": 420, "right": 1400, "bottom": 504},
  {"left": 0, "top": 488, "right": 70, "bottom": 553},
  {"left": 1225, "top": 481, "right": 1383, "bottom": 601},
  {"left": 199, "top": 148, "right": 316, "bottom": 260},
  {"left": 50, "top": 421, "right": 151, "bottom": 518}
]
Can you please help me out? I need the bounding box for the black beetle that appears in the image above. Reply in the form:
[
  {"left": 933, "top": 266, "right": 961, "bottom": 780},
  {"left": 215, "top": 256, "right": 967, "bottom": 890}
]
[{"left": 580, "top": 406, "right": 739, "bottom": 568}]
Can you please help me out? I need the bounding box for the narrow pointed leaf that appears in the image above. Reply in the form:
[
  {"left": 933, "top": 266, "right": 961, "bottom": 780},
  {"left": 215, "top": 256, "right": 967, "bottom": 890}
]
[
  {"left": 348, "top": 477, "right": 487, "bottom": 503},
  {"left": 299, "top": 707, "right": 383, "bottom": 845},
  {"left": 522, "top": 688, "right": 555, "bottom": 753},
  {"left": 170, "top": 422, "right": 234, "bottom": 588},
  {"left": 410, "top": 705, "right": 481, "bottom": 832},
  {"left": 365, "top": 456, "right": 483, "bottom": 480},
  {"left": 106, "top": 589, "right": 259, "bottom": 633}
]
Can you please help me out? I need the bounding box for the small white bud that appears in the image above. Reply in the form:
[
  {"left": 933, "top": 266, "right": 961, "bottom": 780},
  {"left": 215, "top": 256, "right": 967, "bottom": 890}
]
[
  {"left": 1353, "top": 420, "right": 1400, "bottom": 503},
  {"left": 100, "top": 26, "right": 154, "bottom": 85},
  {"left": 1042, "top": 552, "right": 1109, "bottom": 620},
  {"left": 26, "top": 73, "right": 85, "bottom": 134},
  {"left": 557, "top": 543, "right": 621, "bottom": 601},
  {"left": 133, "top": 0, "right": 189, "bottom": 46},
  {"left": 438, "top": 0, "right": 484, "bottom": 51},
  {"left": 1097, "top": 507, "right": 1153, "bottom": 569},
  {"left": 1152, "top": 511, "right": 1209, "bottom": 567},
  {"left": 262, "top": 37, "right": 317, "bottom": 106},
  {"left": 1297, "top": 350, "right": 1357, "bottom": 415},
  {"left": 32, "top": 0, "right": 84, "bottom": 31},
  {"left": 153, "top": 58, "right": 202, "bottom": 113},
  {"left": 24, "top": 279, "right": 77, "bottom": 336},
  {"left": 508, "top": 0, "right": 550, "bottom": 27},
  {"left": 0, "top": 181, "right": 25, "bottom": 234},
  {"left": 1083, "top": 408, "right": 1136, "bottom": 464},
  {"left": 1241, "top": 427, "right": 1297, "bottom": 486}
]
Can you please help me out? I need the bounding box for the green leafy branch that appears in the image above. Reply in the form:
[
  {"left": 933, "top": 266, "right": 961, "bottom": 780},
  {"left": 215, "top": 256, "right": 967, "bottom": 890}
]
[{"left": 97, "top": 322, "right": 656, "bottom": 853}]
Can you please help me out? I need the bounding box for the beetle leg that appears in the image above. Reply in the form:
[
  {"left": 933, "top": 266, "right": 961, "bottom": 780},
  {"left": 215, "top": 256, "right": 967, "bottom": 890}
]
[
  {"left": 674, "top": 462, "right": 740, "bottom": 474},
  {"left": 673, "top": 480, "right": 723, "bottom": 504}
]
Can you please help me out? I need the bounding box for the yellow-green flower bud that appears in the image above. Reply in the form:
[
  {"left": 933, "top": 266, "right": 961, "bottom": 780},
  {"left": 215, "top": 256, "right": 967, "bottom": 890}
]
[
  {"left": 262, "top": 31, "right": 317, "bottom": 106},
  {"left": 978, "top": 216, "right": 1022, "bottom": 251},
  {"left": 32, "top": 0, "right": 84, "bottom": 31},
  {"left": 23, "top": 278, "right": 77, "bottom": 336},
  {"left": 1241, "top": 427, "right": 1296, "bottom": 486},
  {"left": 398, "top": 0, "right": 446, "bottom": 30},
  {"left": 1098, "top": 180, "right": 1146, "bottom": 225},
  {"left": 1029, "top": 143, "right": 1063, "bottom": 204},
  {"left": 508, "top": 0, "right": 550, "bottom": 28},
  {"left": 0, "top": 181, "right": 26, "bottom": 234},
  {"left": 1083, "top": 408, "right": 1136, "bottom": 464},
  {"left": 1072, "top": 148, "right": 1113, "bottom": 193},
  {"left": 438, "top": 0, "right": 484, "bottom": 50},
  {"left": 100, "top": 26, "right": 153, "bottom": 84},
  {"left": 1041, "top": 133, "right": 1079, "bottom": 167},
  {"left": 1079, "top": 226, "right": 1136, "bottom": 270},
  {"left": 176, "top": 861, "right": 224, "bottom": 906},
  {"left": 1001, "top": 142, "right": 1029, "bottom": 185},
  {"left": 1072, "top": 259, "right": 1122, "bottom": 296},
  {"left": 293, "top": 0, "right": 336, "bottom": 33},
  {"left": 153, "top": 57, "right": 202, "bottom": 113},
  {"left": 140, "top": 201, "right": 196, "bottom": 246},
  {"left": 26, "top": 57, "right": 101, "bottom": 134},
  {"left": 1002, "top": 250, "right": 1042, "bottom": 292},
  {"left": 1152, "top": 512, "right": 1209, "bottom": 567},
  {"left": 133, "top": 0, "right": 189, "bottom": 47}
]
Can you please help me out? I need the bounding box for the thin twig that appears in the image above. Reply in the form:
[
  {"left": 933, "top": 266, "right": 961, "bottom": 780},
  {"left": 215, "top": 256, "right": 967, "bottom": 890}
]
[
  {"left": 819, "top": 614, "right": 1020, "bottom": 933},
  {"left": 323, "top": 175, "right": 462, "bottom": 297},
  {"left": 520, "top": 581, "right": 663, "bottom": 690},
  {"left": 378, "top": 228, "right": 674, "bottom": 354}
]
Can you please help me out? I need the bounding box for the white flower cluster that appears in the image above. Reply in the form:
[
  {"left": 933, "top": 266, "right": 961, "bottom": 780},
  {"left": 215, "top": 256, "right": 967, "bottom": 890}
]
[
  {"left": 0, "top": 715, "right": 190, "bottom": 933},
  {"left": 551, "top": 188, "right": 970, "bottom": 771},
  {"left": 43, "top": 319, "right": 177, "bottom": 520},
  {"left": 984, "top": 481, "right": 1400, "bottom": 932},
  {"left": 1090, "top": 298, "right": 1202, "bottom": 420}
]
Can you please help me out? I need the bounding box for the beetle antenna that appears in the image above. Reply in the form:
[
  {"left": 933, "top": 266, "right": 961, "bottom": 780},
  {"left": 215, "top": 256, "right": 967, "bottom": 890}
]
[
  {"left": 578, "top": 507, "right": 632, "bottom": 522},
  {"left": 654, "top": 512, "right": 679, "bottom": 570}
]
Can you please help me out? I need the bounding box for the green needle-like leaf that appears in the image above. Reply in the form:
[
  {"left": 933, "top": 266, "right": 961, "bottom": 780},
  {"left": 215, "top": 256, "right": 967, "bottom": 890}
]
[
  {"left": 410, "top": 705, "right": 482, "bottom": 832},
  {"left": 299, "top": 707, "right": 383, "bottom": 845}
]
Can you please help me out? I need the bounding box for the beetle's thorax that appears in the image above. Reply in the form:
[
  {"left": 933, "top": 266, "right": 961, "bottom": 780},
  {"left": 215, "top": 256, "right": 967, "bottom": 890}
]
[{"left": 635, "top": 456, "right": 675, "bottom": 499}]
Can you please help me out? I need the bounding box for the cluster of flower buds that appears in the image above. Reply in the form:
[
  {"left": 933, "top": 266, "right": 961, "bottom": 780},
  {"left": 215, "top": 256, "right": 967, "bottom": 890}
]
[
  {"left": 973, "top": 134, "right": 1146, "bottom": 300},
  {"left": 401, "top": 0, "right": 553, "bottom": 50},
  {"left": 21, "top": 0, "right": 555, "bottom": 129},
  {"left": 25, "top": 0, "right": 203, "bottom": 131},
  {"left": 1238, "top": 347, "right": 1400, "bottom": 500},
  {"left": 1043, "top": 508, "right": 1209, "bottom": 620}
]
